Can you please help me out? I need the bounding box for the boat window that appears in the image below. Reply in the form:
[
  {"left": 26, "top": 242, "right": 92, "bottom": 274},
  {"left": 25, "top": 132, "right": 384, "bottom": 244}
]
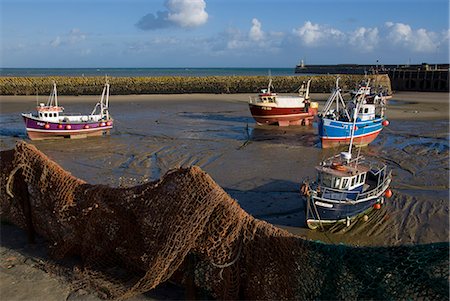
[
  {"left": 351, "top": 176, "right": 356, "bottom": 187},
  {"left": 359, "top": 108, "right": 363, "bottom": 113},
  {"left": 364, "top": 108, "right": 369, "bottom": 113},
  {"left": 44, "top": 113, "right": 48, "bottom": 117},
  {"left": 360, "top": 173, "right": 366, "bottom": 183},
  {"left": 341, "top": 178, "right": 349, "bottom": 189},
  {"left": 39, "top": 113, "right": 42, "bottom": 117},
  {"left": 334, "top": 177, "right": 341, "bottom": 188}
]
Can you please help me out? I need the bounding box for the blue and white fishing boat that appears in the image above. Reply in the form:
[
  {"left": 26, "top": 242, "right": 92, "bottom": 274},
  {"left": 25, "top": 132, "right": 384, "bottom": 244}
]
[
  {"left": 301, "top": 95, "right": 393, "bottom": 229},
  {"left": 318, "top": 79, "right": 390, "bottom": 148}
]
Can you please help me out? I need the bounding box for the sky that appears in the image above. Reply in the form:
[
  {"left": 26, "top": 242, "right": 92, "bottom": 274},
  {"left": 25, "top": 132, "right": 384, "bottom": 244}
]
[{"left": 1, "top": 0, "right": 449, "bottom": 68}]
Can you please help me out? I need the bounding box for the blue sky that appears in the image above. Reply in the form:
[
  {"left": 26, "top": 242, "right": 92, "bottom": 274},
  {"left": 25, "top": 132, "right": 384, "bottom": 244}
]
[{"left": 1, "top": 0, "right": 449, "bottom": 68}]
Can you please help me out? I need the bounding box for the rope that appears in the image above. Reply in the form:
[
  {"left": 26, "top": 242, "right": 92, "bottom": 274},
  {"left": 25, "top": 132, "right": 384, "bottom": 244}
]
[{"left": 6, "top": 164, "right": 26, "bottom": 198}]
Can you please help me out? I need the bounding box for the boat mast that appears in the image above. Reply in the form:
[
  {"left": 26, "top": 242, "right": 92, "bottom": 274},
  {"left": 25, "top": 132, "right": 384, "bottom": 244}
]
[
  {"left": 47, "top": 82, "right": 58, "bottom": 107},
  {"left": 321, "top": 78, "right": 339, "bottom": 114},
  {"left": 321, "top": 77, "right": 350, "bottom": 120},
  {"left": 54, "top": 82, "right": 58, "bottom": 107},
  {"left": 348, "top": 80, "right": 370, "bottom": 157},
  {"left": 305, "top": 79, "right": 311, "bottom": 99},
  {"left": 99, "top": 78, "right": 110, "bottom": 120}
]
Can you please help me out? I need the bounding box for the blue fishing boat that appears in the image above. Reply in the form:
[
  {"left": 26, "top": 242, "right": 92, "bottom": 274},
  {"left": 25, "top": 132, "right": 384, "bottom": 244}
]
[
  {"left": 301, "top": 99, "right": 393, "bottom": 229},
  {"left": 318, "top": 79, "right": 390, "bottom": 148}
]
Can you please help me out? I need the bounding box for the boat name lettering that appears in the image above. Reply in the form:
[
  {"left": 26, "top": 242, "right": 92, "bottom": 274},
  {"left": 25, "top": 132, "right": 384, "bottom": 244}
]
[
  {"left": 261, "top": 107, "right": 272, "bottom": 110},
  {"left": 37, "top": 122, "right": 45, "bottom": 126}
]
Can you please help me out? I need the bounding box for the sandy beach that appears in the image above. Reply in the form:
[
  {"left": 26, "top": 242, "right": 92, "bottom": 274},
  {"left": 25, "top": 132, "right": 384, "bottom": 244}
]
[{"left": 1, "top": 91, "right": 449, "bottom": 299}]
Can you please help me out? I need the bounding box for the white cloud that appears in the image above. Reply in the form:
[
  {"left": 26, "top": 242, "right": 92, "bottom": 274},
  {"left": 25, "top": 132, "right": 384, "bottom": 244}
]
[
  {"left": 385, "top": 21, "right": 439, "bottom": 52},
  {"left": 293, "top": 21, "right": 343, "bottom": 46},
  {"left": 50, "top": 29, "right": 86, "bottom": 48},
  {"left": 349, "top": 27, "right": 379, "bottom": 51},
  {"left": 166, "top": 0, "right": 208, "bottom": 28},
  {"left": 291, "top": 20, "right": 447, "bottom": 54},
  {"left": 137, "top": 0, "right": 208, "bottom": 30},
  {"left": 50, "top": 36, "right": 61, "bottom": 47},
  {"left": 249, "top": 18, "right": 264, "bottom": 41},
  {"left": 220, "top": 19, "right": 283, "bottom": 53},
  {"left": 68, "top": 28, "right": 86, "bottom": 44}
]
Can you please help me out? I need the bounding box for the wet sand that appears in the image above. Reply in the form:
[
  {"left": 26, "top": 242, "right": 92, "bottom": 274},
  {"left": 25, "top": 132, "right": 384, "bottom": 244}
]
[{"left": 1, "top": 91, "right": 449, "bottom": 299}]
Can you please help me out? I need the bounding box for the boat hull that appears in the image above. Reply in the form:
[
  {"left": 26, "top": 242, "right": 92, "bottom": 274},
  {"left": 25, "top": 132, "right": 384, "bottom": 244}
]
[
  {"left": 318, "top": 117, "right": 384, "bottom": 148},
  {"left": 23, "top": 116, "right": 113, "bottom": 140},
  {"left": 306, "top": 195, "right": 381, "bottom": 227},
  {"left": 249, "top": 104, "right": 317, "bottom": 126},
  {"left": 305, "top": 174, "right": 392, "bottom": 229}
]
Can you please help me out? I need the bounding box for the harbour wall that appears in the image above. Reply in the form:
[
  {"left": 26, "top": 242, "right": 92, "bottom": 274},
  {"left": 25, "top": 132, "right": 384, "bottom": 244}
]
[
  {"left": 0, "top": 74, "right": 391, "bottom": 95},
  {"left": 388, "top": 69, "right": 448, "bottom": 92},
  {"left": 295, "top": 64, "right": 449, "bottom": 92}
]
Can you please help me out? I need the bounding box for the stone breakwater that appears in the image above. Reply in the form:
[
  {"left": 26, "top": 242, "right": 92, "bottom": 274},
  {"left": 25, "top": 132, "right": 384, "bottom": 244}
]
[{"left": 0, "top": 74, "right": 391, "bottom": 95}]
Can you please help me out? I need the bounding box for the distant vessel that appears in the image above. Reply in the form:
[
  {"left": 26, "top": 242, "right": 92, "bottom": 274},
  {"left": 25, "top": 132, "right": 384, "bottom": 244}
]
[
  {"left": 248, "top": 78, "right": 318, "bottom": 126},
  {"left": 301, "top": 102, "right": 393, "bottom": 229},
  {"left": 318, "top": 79, "right": 390, "bottom": 148},
  {"left": 22, "top": 81, "right": 113, "bottom": 140}
]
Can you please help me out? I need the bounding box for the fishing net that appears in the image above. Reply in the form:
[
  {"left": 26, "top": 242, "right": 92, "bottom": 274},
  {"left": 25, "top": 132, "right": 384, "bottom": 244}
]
[{"left": 1, "top": 141, "right": 448, "bottom": 300}]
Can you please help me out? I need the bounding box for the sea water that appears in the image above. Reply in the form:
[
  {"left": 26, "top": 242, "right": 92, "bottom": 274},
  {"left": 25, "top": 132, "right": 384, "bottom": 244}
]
[{"left": 0, "top": 67, "right": 299, "bottom": 77}]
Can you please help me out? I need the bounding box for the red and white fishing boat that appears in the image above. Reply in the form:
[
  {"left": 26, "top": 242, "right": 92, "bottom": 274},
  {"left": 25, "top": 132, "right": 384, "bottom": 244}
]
[
  {"left": 22, "top": 81, "right": 113, "bottom": 140},
  {"left": 248, "top": 79, "right": 318, "bottom": 126}
]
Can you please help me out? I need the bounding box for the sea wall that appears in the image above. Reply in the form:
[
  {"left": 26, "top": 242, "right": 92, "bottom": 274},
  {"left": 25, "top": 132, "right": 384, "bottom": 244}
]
[
  {"left": 0, "top": 74, "right": 391, "bottom": 95},
  {"left": 388, "top": 69, "right": 449, "bottom": 92}
]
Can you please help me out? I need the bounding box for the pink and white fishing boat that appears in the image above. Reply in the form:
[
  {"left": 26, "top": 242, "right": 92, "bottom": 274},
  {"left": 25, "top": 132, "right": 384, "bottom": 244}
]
[
  {"left": 22, "top": 81, "right": 113, "bottom": 140},
  {"left": 248, "top": 79, "right": 318, "bottom": 126}
]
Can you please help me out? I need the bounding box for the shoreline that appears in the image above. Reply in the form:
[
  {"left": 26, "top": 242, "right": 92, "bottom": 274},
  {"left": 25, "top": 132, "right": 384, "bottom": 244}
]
[{"left": 1, "top": 91, "right": 448, "bottom": 120}]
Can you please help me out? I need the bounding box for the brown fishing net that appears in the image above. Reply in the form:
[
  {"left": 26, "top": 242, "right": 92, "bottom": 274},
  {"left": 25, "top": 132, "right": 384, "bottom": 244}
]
[{"left": 1, "top": 141, "right": 448, "bottom": 300}]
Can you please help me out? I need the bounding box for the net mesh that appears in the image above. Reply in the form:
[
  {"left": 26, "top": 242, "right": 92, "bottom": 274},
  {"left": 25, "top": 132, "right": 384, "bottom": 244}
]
[{"left": 1, "top": 141, "right": 448, "bottom": 300}]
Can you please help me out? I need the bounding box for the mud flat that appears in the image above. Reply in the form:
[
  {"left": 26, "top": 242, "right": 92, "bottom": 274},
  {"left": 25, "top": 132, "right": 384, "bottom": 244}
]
[{"left": 0, "top": 91, "right": 448, "bottom": 299}]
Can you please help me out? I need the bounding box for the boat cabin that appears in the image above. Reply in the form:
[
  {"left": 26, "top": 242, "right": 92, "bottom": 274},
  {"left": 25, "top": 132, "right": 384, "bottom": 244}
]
[
  {"left": 35, "top": 103, "right": 64, "bottom": 121},
  {"left": 357, "top": 103, "right": 376, "bottom": 121},
  {"left": 316, "top": 164, "right": 368, "bottom": 192},
  {"left": 258, "top": 90, "right": 277, "bottom": 103}
]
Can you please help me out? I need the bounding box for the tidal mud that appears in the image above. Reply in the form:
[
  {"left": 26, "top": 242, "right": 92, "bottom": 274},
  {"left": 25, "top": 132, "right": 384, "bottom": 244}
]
[{"left": 1, "top": 92, "right": 448, "bottom": 246}]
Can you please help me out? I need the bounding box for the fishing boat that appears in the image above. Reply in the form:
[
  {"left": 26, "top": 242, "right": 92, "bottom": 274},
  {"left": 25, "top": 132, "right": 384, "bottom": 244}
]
[
  {"left": 318, "top": 79, "right": 390, "bottom": 148},
  {"left": 22, "top": 81, "right": 113, "bottom": 140},
  {"left": 301, "top": 92, "right": 393, "bottom": 229},
  {"left": 248, "top": 79, "right": 318, "bottom": 126}
]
